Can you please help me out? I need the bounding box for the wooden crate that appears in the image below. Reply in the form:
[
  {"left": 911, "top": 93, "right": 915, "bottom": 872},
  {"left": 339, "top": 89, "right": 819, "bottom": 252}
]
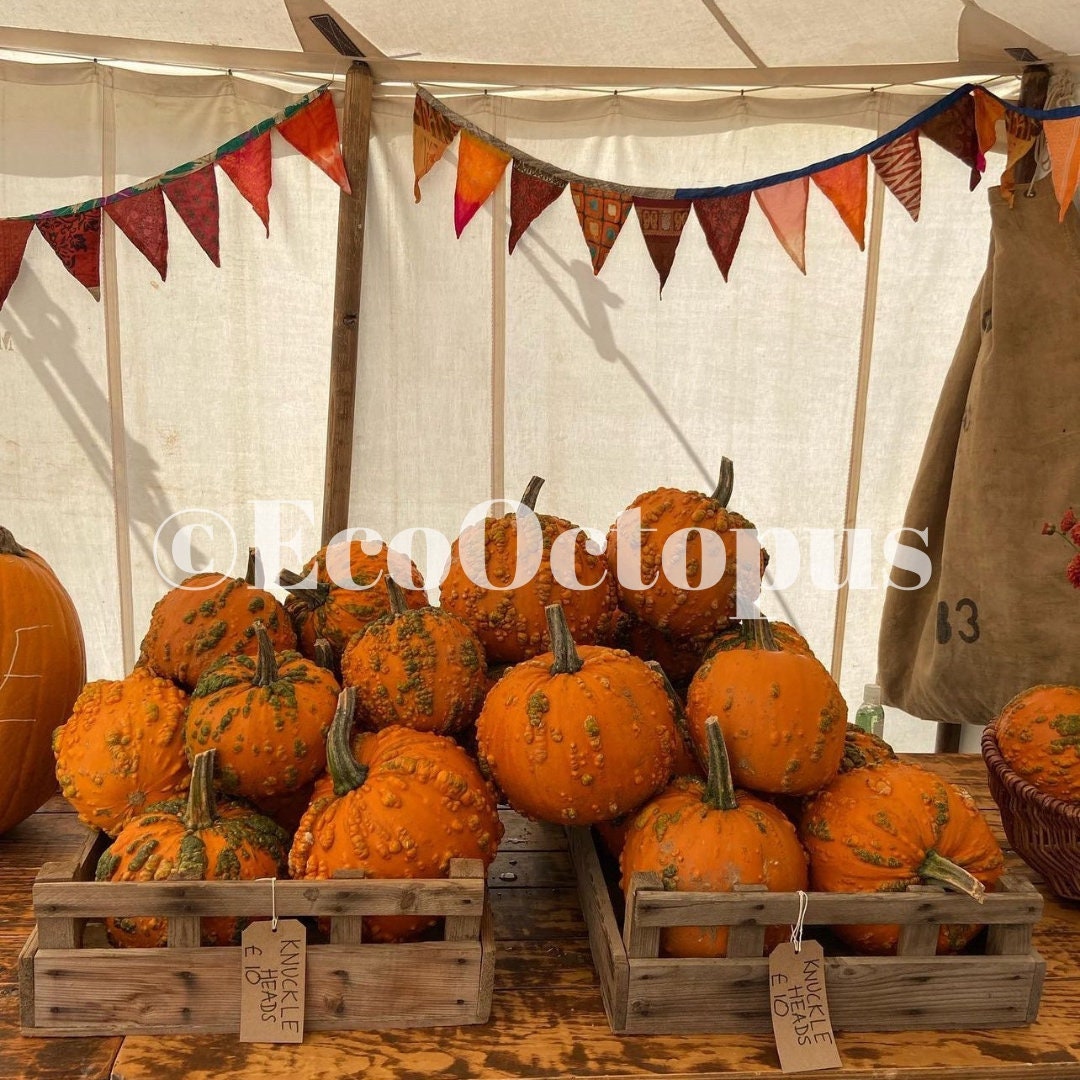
[
  {"left": 19, "top": 826, "right": 494, "bottom": 1036},
  {"left": 568, "top": 825, "right": 1046, "bottom": 1035}
]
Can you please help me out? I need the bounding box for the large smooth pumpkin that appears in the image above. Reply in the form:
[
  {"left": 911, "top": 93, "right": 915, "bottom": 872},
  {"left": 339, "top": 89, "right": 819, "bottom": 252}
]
[{"left": 0, "top": 526, "right": 85, "bottom": 834}]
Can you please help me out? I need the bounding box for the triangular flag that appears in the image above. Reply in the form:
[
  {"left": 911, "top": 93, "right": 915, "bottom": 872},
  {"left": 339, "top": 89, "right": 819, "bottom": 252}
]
[
  {"left": 974, "top": 88, "right": 1006, "bottom": 168},
  {"left": 163, "top": 166, "right": 221, "bottom": 266},
  {"left": 921, "top": 95, "right": 981, "bottom": 190},
  {"left": 37, "top": 209, "right": 102, "bottom": 299},
  {"left": 634, "top": 197, "right": 691, "bottom": 294},
  {"left": 218, "top": 132, "right": 272, "bottom": 236},
  {"left": 570, "top": 183, "right": 634, "bottom": 275},
  {"left": 454, "top": 131, "right": 511, "bottom": 237},
  {"left": 106, "top": 188, "right": 168, "bottom": 281},
  {"left": 508, "top": 160, "right": 566, "bottom": 253},
  {"left": 277, "top": 92, "right": 351, "bottom": 194},
  {"left": 754, "top": 177, "right": 809, "bottom": 273},
  {"left": 1044, "top": 117, "right": 1080, "bottom": 222},
  {"left": 0, "top": 219, "right": 34, "bottom": 308},
  {"left": 870, "top": 131, "right": 922, "bottom": 221},
  {"left": 413, "top": 94, "right": 459, "bottom": 203},
  {"left": 1000, "top": 108, "right": 1041, "bottom": 206},
  {"left": 693, "top": 191, "right": 751, "bottom": 280},
  {"left": 811, "top": 156, "right": 868, "bottom": 249}
]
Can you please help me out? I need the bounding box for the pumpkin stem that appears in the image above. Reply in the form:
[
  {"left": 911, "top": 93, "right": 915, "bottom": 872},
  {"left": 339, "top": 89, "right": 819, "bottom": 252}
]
[
  {"left": 546, "top": 604, "right": 584, "bottom": 675},
  {"left": 251, "top": 621, "right": 279, "bottom": 687},
  {"left": 750, "top": 616, "right": 780, "bottom": 652},
  {"left": 184, "top": 749, "right": 218, "bottom": 831},
  {"left": 313, "top": 637, "right": 337, "bottom": 674},
  {"left": 326, "top": 686, "right": 368, "bottom": 796},
  {"left": 918, "top": 849, "right": 987, "bottom": 903},
  {"left": 702, "top": 717, "right": 739, "bottom": 812},
  {"left": 0, "top": 526, "right": 27, "bottom": 557},
  {"left": 645, "top": 660, "right": 698, "bottom": 767},
  {"left": 710, "top": 457, "right": 735, "bottom": 507},
  {"left": 245, "top": 547, "right": 259, "bottom": 586},
  {"left": 386, "top": 576, "right": 410, "bottom": 616},
  {"left": 279, "top": 569, "right": 330, "bottom": 611},
  {"left": 519, "top": 475, "right": 545, "bottom": 513}
]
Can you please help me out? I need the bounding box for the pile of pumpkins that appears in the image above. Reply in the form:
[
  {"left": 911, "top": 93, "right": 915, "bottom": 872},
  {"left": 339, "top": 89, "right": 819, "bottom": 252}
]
[{"left": 45, "top": 464, "right": 1004, "bottom": 956}]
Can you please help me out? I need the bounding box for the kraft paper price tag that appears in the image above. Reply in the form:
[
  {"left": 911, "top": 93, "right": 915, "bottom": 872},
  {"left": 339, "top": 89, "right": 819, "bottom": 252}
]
[
  {"left": 768, "top": 940, "right": 842, "bottom": 1073},
  {"left": 240, "top": 919, "right": 307, "bottom": 1043}
]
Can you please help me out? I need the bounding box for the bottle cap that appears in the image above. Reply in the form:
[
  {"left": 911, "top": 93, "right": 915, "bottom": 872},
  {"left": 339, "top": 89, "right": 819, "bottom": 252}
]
[{"left": 863, "top": 684, "right": 882, "bottom": 706}]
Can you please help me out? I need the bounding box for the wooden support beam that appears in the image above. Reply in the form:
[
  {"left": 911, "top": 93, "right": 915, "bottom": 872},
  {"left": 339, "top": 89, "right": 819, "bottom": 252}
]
[
  {"left": 1014, "top": 63, "right": 1051, "bottom": 185},
  {"left": 322, "top": 60, "right": 373, "bottom": 545}
]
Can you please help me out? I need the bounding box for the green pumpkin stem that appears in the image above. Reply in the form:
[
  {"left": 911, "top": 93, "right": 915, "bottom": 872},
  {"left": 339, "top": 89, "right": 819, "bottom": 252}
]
[
  {"left": 702, "top": 717, "right": 739, "bottom": 812},
  {"left": 313, "top": 637, "right": 337, "bottom": 674},
  {"left": 646, "top": 661, "right": 697, "bottom": 763},
  {"left": 279, "top": 568, "right": 330, "bottom": 611},
  {"left": 327, "top": 687, "right": 368, "bottom": 797},
  {"left": 251, "top": 621, "right": 278, "bottom": 687},
  {"left": 919, "top": 849, "right": 987, "bottom": 902},
  {"left": 710, "top": 457, "right": 734, "bottom": 507},
  {"left": 546, "top": 604, "right": 584, "bottom": 675},
  {"left": 386, "top": 576, "right": 410, "bottom": 616},
  {"left": 750, "top": 616, "right": 780, "bottom": 652},
  {"left": 0, "top": 527, "right": 27, "bottom": 557},
  {"left": 184, "top": 749, "right": 218, "bottom": 831},
  {"left": 245, "top": 547, "right": 259, "bottom": 586},
  {"left": 519, "top": 475, "right": 545, "bottom": 512}
]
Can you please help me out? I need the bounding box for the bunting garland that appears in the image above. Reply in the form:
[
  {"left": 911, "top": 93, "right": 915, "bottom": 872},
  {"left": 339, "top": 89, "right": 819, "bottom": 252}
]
[
  {"left": 413, "top": 83, "right": 1080, "bottom": 288},
  {"left": 0, "top": 84, "right": 347, "bottom": 311}
]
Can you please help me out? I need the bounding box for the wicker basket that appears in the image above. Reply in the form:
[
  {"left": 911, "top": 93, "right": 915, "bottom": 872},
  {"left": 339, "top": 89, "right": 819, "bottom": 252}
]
[{"left": 982, "top": 721, "right": 1080, "bottom": 901}]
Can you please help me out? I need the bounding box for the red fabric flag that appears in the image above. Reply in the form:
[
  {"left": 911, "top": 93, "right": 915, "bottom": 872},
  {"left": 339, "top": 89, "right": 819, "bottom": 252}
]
[
  {"left": 570, "top": 183, "right": 634, "bottom": 275},
  {"left": 754, "top": 177, "right": 809, "bottom": 273},
  {"left": 870, "top": 131, "right": 923, "bottom": 221},
  {"left": 218, "top": 132, "right": 272, "bottom": 236},
  {"left": 37, "top": 209, "right": 102, "bottom": 299},
  {"left": 106, "top": 188, "right": 168, "bottom": 281},
  {"left": 921, "top": 94, "right": 981, "bottom": 190},
  {"left": 277, "top": 92, "right": 351, "bottom": 194},
  {"left": 163, "top": 165, "right": 221, "bottom": 266},
  {"left": 693, "top": 191, "right": 751, "bottom": 280},
  {"left": 413, "top": 93, "right": 459, "bottom": 203},
  {"left": 508, "top": 161, "right": 566, "bottom": 253},
  {"left": 454, "top": 131, "right": 511, "bottom": 237},
  {"left": 811, "top": 157, "right": 868, "bottom": 250},
  {"left": 634, "top": 197, "right": 691, "bottom": 295},
  {"left": 0, "top": 219, "right": 34, "bottom": 308},
  {"left": 1044, "top": 117, "right": 1080, "bottom": 222}
]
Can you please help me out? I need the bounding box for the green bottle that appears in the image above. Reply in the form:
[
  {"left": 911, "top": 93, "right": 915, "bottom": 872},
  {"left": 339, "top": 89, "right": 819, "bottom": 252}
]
[{"left": 854, "top": 684, "right": 885, "bottom": 738}]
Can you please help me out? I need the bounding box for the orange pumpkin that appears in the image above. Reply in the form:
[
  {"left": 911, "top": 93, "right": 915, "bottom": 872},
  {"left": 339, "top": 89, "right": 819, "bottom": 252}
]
[
  {"left": 95, "top": 748, "right": 289, "bottom": 947},
  {"left": 0, "top": 526, "right": 85, "bottom": 835},
  {"left": 992, "top": 684, "right": 1080, "bottom": 803},
  {"left": 289, "top": 688, "right": 503, "bottom": 942},
  {"left": 800, "top": 760, "right": 1005, "bottom": 954},
  {"left": 440, "top": 477, "right": 619, "bottom": 664},
  {"left": 620, "top": 717, "right": 809, "bottom": 957},
  {"left": 617, "top": 611, "right": 715, "bottom": 687},
  {"left": 702, "top": 617, "right": 811, "bottom": 661},
  {"left": 53, "top": 668, "right": 191, "bottom": 836},
  {"left": 644, "top": 660, "right": 704, "bottom": 780},
  {"left": 474, "top": 605, "right": 679, "bottom": 825},
  {"left": 686, "top": 618, "right": 846, "bottom": 796}
]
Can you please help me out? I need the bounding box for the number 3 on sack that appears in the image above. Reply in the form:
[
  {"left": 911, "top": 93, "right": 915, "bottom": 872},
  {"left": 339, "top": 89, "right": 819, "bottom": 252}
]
[{"left": 936, "top": 599, "right": 980, "bottom": 645}]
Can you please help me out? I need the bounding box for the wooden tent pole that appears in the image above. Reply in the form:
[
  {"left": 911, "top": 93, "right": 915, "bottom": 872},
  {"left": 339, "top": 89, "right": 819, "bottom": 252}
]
[
  {"left": 322, "top": 60, "right": 374, "bottom": 546},
  {"left": 1013, "top": 63, "right": 1050, "bottom": 185}
]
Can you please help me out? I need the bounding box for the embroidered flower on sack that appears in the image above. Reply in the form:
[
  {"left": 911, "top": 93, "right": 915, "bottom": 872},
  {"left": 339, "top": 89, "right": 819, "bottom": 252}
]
[{"left": 1043, "top": 509, "right": 1080, "bottom": 589}]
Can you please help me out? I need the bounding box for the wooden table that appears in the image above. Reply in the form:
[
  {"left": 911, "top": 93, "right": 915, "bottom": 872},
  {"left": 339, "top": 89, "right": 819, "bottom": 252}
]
[{"left": 3, "top": 754, "right": 1080, "bottom": 1079}]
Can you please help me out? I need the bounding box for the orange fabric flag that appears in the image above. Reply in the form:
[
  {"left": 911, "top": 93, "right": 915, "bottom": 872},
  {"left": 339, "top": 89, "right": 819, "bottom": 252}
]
[
  {"left": 277, "top": 92, "right": 351, "bottom": 194},
  {"left": 754, "top": 177, "right": 809, "bottom": 273},
  {"left": 218, "top": 133, "right": 273, "bottom": 236},
  {"left": 454, "top": 131, "right": 510, "bottom": 237},
  {"left": 1000, "top": 110, "right": 1041, "bottom": 206},
  {"left": 413, "top": 94, "right": 459, "bottom": 203},
  {"left": 974, "top": 89, "right": 1006, "bottom": 168},
  {"left": 570, "top": 183, "right": 635, "bottom": 275},
  {"left": 107, "top": 188, "right": 168, "bottom": 281},
  {"left": 1043, "top": 117, "right": 1080, "bottom": 222},
  {"left": 811, "top": 156, "right": 868, "bottom": 249},
  {"left": 870, "top": 131, "right": 922, "bottom": 221}
]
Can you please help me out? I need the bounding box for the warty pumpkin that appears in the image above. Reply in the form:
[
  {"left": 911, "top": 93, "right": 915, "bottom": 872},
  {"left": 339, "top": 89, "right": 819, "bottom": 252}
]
[
  {"left": 53, "top": 668, "right": 191, "bottom": 836},
  {"left": 992, "top": 684, "right": 1080, "bottom": 803},
  {"left": 185, "top": 621, "right": 340, "bottom": 801},
  {"left": 799, "top": 759, "right": 1005, "bottom": 954},
  {"left": 702, "top": 617, "right": 811, "bottom": 661},
  {"left": 0, "top": 526, "right": 85, "bottom": 835},
  {"left": 288, "top": 687, "right": 503, "bottom": 943},
  {"left": 474, "top": 605, "right": 679, "bottom": 825},
  {"left": 340, "top": 578, "right": 488, "bottom": 736},
  {"left": 686, "top": 618, "right": 846, "bottom": 796},
  {"left": 619, "top": 716, "right": 809, "bottom": 957},
  {"left": 440, "top": 476, "right": 619, "bottom": 664},
  {"left": 95, "top": 748, "right": 289, "bottom": 948},
  {"left": 838, "top": 723, "right": 897, "bottom": 774},
  {"left": 617, "top": 610, "right": 715, "bottom": 687}
]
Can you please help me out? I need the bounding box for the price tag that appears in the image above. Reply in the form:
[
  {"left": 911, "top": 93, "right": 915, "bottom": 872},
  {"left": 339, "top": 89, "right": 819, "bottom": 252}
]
[
  {"left": 240, "top": 918, "right": 307, "bottom": 1043},
  {"left": 768, "top": 939, "right": 842, "bottom": 1073}
]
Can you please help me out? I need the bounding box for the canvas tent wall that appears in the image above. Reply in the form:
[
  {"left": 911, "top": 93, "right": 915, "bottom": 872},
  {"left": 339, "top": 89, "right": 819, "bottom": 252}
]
[{"left": 0, "top": 2, "right": 1076, "bottom": 753}]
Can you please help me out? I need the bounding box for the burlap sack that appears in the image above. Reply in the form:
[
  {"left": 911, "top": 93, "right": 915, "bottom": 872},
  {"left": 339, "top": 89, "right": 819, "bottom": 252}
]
[{"left": 878, "top": 177, "right": 1080, "bottom": 725}]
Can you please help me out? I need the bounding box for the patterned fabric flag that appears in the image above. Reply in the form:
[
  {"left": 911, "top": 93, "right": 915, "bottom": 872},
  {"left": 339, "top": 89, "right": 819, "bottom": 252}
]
[
  {"left": 1000, "top": 109, "right": 1042, "bottom": 206},
  {"left": 974, "top": 89, "right": 1006, "bottom": 168},
  {"left": 693, "top": 191, "right": 751, "bottom": 280},
  {"left": 870, "top": 131, "right": 922, "bottom": 221},
  {"left": 0, "top": 219, "right": 34, "bottom": 308},
  {"left": 218, "top": 132, "right": 273, "bottom": 236},
  {"left": 921, "top": 95, "right": 981, "bottom": 189},
  {"left": 37, "top": 209, "right": 102, "bottom": 299},
  {"left": 570, "top": 183, "right": 634, "bottom": 275},
  {"left": 634, "top": 197, "right": 691, "bottom": 294},
  {"left": 811, "top": 156, "right": 868, "bottom": 249},
  {"left": 454, "top": 131, "right": 511, "bottom": 237},
  {"left": 277, "top": 92, "right": 351, "bottom": 194},
  {"left": 754, "top": 177, "right": 809, "bottom": 273},
  {"left": 413, "top": 94, "right": 459, "bottom": 203},
  {"left": 1044, "top": 117, "right": 1080, "bottom": 222},
  {"left": 508, "top": 160, "right": 566, "bottom": 253},
  {"left": 106, "top": 188, "right": 168, "bottom": 280},
  {"left": 163, "top": 165, "right": 221, "bottom": 266}
]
